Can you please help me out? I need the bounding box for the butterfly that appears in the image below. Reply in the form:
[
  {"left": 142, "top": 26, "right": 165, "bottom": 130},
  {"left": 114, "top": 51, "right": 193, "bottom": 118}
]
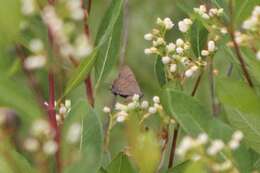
[{"left": 112, "top": 65, "right": 143, "bottom": 98}]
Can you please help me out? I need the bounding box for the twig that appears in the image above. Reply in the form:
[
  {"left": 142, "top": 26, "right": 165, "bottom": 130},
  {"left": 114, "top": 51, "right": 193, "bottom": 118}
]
[
  {"left": 228, "top": 0, "right": 254, "bottom": 88},
  {"left": 168, "top": 71, "right": 204, "bottom": 168},
  {"left": 168, "top": 124, "right": 179, "bottom": 168}
]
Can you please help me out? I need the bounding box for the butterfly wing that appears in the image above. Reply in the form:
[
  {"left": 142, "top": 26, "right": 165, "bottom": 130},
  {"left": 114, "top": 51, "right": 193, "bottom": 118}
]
[{"left": 112, "top": 66, "right": 142, "bottom": 97}]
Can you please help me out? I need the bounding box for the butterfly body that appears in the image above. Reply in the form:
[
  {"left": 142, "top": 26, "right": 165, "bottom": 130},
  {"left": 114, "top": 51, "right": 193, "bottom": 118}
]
[{"left": 112, "top": 66, "right": 143, "bottom": 98}]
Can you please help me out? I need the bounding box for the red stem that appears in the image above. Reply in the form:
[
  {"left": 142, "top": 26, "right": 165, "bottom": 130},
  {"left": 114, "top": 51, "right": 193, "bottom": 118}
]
[
  {"left": 168, "top": 124, "right": 179, "bottom": 168},
  {"left": 48, "top": 72, "right": 61, "bottom": 173},
  {"left": 81, "top": 0, "right": 95, "bottom": 107}
]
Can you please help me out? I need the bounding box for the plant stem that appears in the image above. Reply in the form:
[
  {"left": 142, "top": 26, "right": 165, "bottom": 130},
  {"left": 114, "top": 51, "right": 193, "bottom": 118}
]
[
  {"left": 168, "top": 71, "right": 204, "bottom": 168},
  {"left": 48, "top": 71, "right": 61, "bottom": 173},
  {"left": 81, "top": 0, "right": 95, "bottom": 107},
  {"left": 168, "top": 124, "right": 179, "bottom": 168},
  {"left": 228, "top": 0, "right": 254, "bottom": 88}
]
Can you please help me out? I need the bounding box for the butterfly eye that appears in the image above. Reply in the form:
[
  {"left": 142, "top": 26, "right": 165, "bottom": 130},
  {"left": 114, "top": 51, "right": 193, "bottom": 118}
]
[{"left": 112, "top": 66, "right": 143, "bottom": 98}]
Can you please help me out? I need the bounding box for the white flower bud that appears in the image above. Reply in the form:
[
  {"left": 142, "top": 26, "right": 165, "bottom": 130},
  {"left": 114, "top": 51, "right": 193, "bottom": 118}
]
[
  {"left": 148, "top": 107, "right": 157, "bottom": 114},
  {"left": 183, "top": 18, "right": 193, "bottom": 25},
  {"left": 163, "top": 17, "right": 174, "bottom": 30},
  {"left": 185, "top": 69, "right": 194, "bottom": 78},
  {"left": 176, "top": 38, "right": 184, "bottom": 46},
  {"left": 103, "top": 106, "right": 111, "bottom": 113},
  {"left": 178, "top": 21, "right": 189, "bottom": 33},
  {"left": 43, "top": 140, "right": 58, "bottom": 155},
  {"left": 29, "top": 39, "right": 44, "bottom": 52},
  {"left": 144, "top": 33, "right": 153, "bottom": 40},
  {"left": 176, "top": 47, "right": 184, "bottom": 54},
  {"left": 24, "top": 138, "right": 39, "bottom": 152},
  {"left": 170, "top": 64, "right": 177, "bottom": 73},
  {"left": 190, "top": 65, "right": 199, "bottom": 72},
  {"left": 127, "top": 102, "right": 137, "bottom": 110},
  {"left": 116, "top": 111, "right": 128, "bottom": 122},
  {"left": 166, "top": 43, "right": 176, "bottom": 52},
  {"left": 65, "top": 100, "right": 71, "bottom": 108},
  {"left": 66, "top": 123, "right": 81, "bottom": 144},
  {"left": 228, "top": 140, "right": 240, "bottom": 150},
  {"left": 177, "top": 136, "right": 193, "bottom": 156},
  {"left": 156, "top": 17, "right": 164, "bottom": 25},
  {"left": 232, "top": 131, "right": 244, "bottom": 141},
  {"left": 144, "top": 48, "right": 152, "bottom": 55},
  {"left": 153, "top": 96, "right": 160, "bottom": 103},
  {"left": 199, "top": 5, "right": 207, "bottom": 13},
  {"left": 141, "top": 101, "right": 149, "bottom": 109},
  {"left": 197, "top": 133, "right": 208, "bottom": 144},
  {"left": 220, "top": 27, "right": 228, "bottom": 34},
  {"left": 24, "top": 55, "right": 47, "bottom": 70},
  {"left": 115, "top": 103, "right": 128, "bottom": 111},
  {"left": 257, "top": 50, "right": 260, "bottom": 60},
  {"left": 132, "top": 94, "right": 140, "bottom": 101},
  {"left": 162, "top": 56, "right": 171, "bottom": 64},
  {"left": 202, "top": 13, "right": 210, "bottom": 19},
  {"left": 31, "top": 119, "right": 51, "bottom": 137},
  {"left": 208, "top": 40, "right": 216, "bottom": 52},
  {"left": 207, "top": 139, "right": 224, "bottom": 155},
  {"left": 201, "top": 50, "right": 209, "bottom": 56}
]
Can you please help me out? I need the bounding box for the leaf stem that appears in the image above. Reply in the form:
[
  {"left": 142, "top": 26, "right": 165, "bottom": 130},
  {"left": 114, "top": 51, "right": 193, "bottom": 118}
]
[{"left": 168, "top": 124, "right": 179, "bottom": 168}]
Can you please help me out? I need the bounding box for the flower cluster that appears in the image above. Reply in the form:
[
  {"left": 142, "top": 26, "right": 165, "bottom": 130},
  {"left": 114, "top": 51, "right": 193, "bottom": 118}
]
[
  {"left": 242, "top": 6, "right": 260, "bottom": 32},
  {"left": 20, "top": 1, "right": 93, "bottom": 71},
  {"left": 24, "top": 119, "right": 57, "bottom": 155},
  {"left": 194, "top": 5, "right": 224, "bottom": 20},
  {"left": 144, "top": 17, "right": 207, "bottom": 80},
  {"left": 103, "top": 94, "right": 174, "bottom": 125},
  {"left": 177, "top": 131, "right": 244, "bottom": 172},
  {"left": 55, "top": 100, "right": 71, "bottom": 125}
]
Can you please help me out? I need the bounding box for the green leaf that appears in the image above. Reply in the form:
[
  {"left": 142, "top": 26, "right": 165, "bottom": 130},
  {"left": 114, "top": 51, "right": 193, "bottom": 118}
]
[
  {"left": 64, "top": 0, "right": 124, "bottom": 96},
  {"left": 63, "top": 100, "right": 103, "bottom": 173},
  {"left": 168, "top": 161, "right": 192, "bottom": 173},
  {"left": 161, "top": 88, "right": 253, "bottom": 172},
  {"left": 155, "top": 57, "right": 167, "bottom": 87},
  {"left": 0, "top": 0, "right": 21, "bottom": 47},
  {"left": 106, "top": 152, "right": 137, "bottom": 173},
  {"left": 217, "top": 77, "right": 260, "bottom": 154},
  {"left": 94, "top": 10, "right": 123, "bottom": 90},
  {"left": 0, "top": 76, "right": 42, "bottom": 122},
  {"left": 189, "top": 20, "right": 208, "bottom": 57},
  {"left": 234, "top": 0, "right": 260, "bottom": 27}
]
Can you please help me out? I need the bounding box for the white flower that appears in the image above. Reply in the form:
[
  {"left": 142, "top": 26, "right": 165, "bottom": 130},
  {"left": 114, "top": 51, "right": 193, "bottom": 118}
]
[
  {"left": 141, "top": 101, "right": 149, "bottom": 109},
  {"left": 31, "top": 119, "right": 51, "bottom": 137},
  {"left": 24, "top": 138, "right": 39, "bottom": 152},
  {"left": 132, "top": 94, "right": 140, "bottom": 101},
  {"left": 43, "top": 140, "right": 58, "bottom": 155},
  {"left": 190, "top": 65, "right": 199, "bottom": 72},
  {"left": 166, "top": 43, "right": 176, "bottom": 52},
  {"left": 144, "top": 48, "right": 152, "bottom": 55},
  {"left": 199, "top": 5, "right": 207, "bottom": 13},
  {"left": 202, "top": 13, "right": 210, "bottom": 19},
  {"left": 153, "top": 37, "right": 165, "bottom": 46},
  {"left": 59, "top": 105, "right": 67, "bottom": 114},
  {"left": 176, "top": 39, "right": 184, "bottom": 46},
  {"left": 256, "top": 50, "right": 260, "bottom": 60},
  {"left": 153, "top": 96, "right": 160, "bottom": 103},
  {"left": 228, "top": 140, "right": 240, "bottom": 150},
  {"left": 232, "top": 131, "right": 244, "bottom": 141},
  {"left": 66, "top": 123, "right": 81, "bottom": 144},
  {"left": 220, "top": 27, "right": 228, "bottom": 34},
  {"left": 156, "top": 17, "right": 164, "bottom": 25},
  {"left": 74, "top": 34, "right": 92, "bottom": 58},
  {"left": 116, "top": 111, "right": 128, "bottom": 122},
  {"left": 253, "top": 6, "right": 260, "bottom": 16},
  {"left": 24, "top": 55, "right": 46, "bottom": 70},
  {"left": 103, "top": 106, "right": 111, "bottom": 113},
  {"left": 115, "top": 103, "right": 128, "bottom": 111},
  {"left": 29, "top": 39, "right": 44, "bottom": 52},
  {"left": 162, "top": 56, "right": 171, "bottom": 64},
  {"left": 242, "top": 19, "right": 256, "bottom": 30},
  {"left": 185, "top": 69, "right": 194, "bottom": 78},
  {"left": 201, "top": 50, "right": 209, "bottom": 56},
  {"left": 144, "top": 33, "right": 153, "bottom": 41},
  {"left": 148, "top": 107, "right": 157, "bottom": 114},
  {"left": 208, "top": 40, "right": 216, "bottom": 52},
  {"left": 163, "top": 17, "right": 174, "bottom": 30},
  {"left": 197, "top": 133, "right": 208, "bottom": 144},
  {"left": 178, "top": 21, "right": 189, "bottom": 33},
  {"left": 178, "top": 18, "right": 192, "bottom": 33},
  {"left": 176, "top": 47, "right": 184, "bottom": 54},
  {"left": 21, "top": 0, "right": 35, "bottom": 15},
  {"left": 127, "top": 102, "right": 137, "bottom": 110},
  {"left": 67, "top": 0, "right": 84, "bottom": 20},
  {"left": 65, "top": 100, "right": 71, "bottom": 108},
  {"left": 170, "top": 64, "right": 177, "bottom": 73},
  {"left": 177, "top": 136, "right": 193, "bottom": 156},
  {"left": 207, "top": 139, "right": 224, "bottom": 155}
]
